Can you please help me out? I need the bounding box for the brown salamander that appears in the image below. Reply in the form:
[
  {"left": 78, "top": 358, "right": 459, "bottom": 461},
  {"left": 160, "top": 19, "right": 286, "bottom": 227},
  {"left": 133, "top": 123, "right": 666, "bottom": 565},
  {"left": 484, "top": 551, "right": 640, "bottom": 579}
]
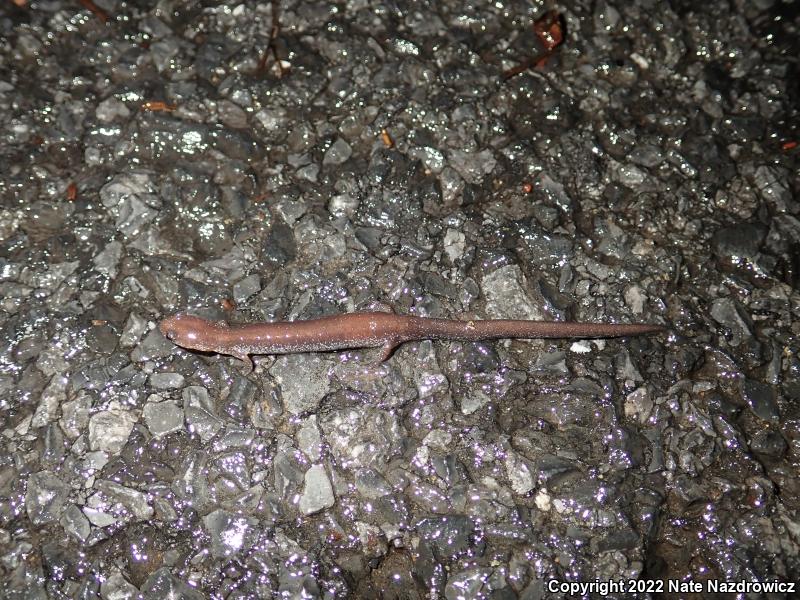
[{"left": 159, "top": 311, "right": 665, "bottom": 370}]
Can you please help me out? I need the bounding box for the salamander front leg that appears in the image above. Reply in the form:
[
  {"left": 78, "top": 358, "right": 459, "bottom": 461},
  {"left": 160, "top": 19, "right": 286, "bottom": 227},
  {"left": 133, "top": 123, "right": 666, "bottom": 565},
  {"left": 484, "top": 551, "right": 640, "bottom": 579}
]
[{"left": 378, "top": 339, "right": 400, "bottom": 362}]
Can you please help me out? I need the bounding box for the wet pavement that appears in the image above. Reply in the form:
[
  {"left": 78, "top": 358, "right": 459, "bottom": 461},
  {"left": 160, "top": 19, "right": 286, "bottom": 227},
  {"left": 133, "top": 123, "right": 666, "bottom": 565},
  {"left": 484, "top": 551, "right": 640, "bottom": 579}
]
[{"left": 1, "top": 0, "right": 799, "bottom": 598}]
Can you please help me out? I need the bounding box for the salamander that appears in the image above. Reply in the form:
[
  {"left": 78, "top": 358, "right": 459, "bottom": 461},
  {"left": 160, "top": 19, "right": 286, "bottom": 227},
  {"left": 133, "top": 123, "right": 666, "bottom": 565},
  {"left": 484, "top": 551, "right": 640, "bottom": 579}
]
[{"left": 159, "top": 311, "right": 665, "bottom": 371}]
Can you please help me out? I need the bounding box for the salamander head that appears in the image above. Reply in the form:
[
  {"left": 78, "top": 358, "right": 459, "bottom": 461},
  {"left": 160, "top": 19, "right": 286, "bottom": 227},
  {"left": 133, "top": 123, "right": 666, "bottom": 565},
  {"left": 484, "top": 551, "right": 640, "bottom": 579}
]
[{"left": 159, "top": 313, "right": 225, "bottom": 352}]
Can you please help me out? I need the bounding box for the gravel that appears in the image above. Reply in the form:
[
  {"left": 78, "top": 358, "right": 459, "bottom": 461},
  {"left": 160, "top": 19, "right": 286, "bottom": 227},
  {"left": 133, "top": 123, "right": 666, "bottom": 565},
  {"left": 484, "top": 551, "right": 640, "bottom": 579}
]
[{"left": 1, "top": 0, "right": 799, "bottom": 597}]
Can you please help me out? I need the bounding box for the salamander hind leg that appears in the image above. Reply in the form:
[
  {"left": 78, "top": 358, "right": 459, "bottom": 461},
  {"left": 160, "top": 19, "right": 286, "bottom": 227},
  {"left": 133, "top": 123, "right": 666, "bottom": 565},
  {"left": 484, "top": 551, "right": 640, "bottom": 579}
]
[{"left": 232, "top": 351, "right": 255, "bottom": 373}]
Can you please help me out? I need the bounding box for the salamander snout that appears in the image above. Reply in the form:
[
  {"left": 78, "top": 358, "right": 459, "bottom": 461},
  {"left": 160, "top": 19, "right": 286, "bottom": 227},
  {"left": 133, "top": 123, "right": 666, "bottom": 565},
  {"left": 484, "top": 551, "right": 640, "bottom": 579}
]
[
  {"left": 159, "top": 318, "right": 177, "bottom": 341},
  {"left": 159, "top": 313, "right": 217, "bottom": 351}
]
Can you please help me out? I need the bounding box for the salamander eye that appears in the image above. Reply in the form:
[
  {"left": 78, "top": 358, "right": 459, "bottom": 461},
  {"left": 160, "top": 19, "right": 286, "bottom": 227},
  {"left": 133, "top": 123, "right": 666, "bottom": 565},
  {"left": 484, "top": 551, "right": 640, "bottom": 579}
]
[{"left": 165, "top": 330, "right": 176, "bottom": 341}]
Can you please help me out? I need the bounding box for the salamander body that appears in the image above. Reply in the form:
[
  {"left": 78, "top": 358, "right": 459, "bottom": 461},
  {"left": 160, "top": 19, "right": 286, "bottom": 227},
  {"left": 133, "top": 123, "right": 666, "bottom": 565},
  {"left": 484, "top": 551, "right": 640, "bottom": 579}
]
[{"left": 159, "top": 311, "right": 665, "bottom": 370}]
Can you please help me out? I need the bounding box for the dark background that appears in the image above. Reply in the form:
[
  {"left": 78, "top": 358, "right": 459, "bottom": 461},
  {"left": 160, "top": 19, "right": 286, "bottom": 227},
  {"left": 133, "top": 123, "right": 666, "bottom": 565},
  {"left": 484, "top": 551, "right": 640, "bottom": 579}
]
[{"left": 1, "top": 0, "right": 798, "bottom": 597}]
